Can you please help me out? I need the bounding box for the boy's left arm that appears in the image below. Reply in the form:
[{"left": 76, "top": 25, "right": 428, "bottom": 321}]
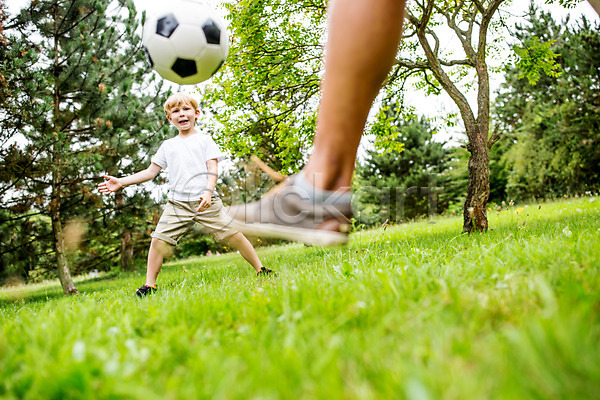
[{"left": 197, "top": 158, "right": 218, "bottom": 211}]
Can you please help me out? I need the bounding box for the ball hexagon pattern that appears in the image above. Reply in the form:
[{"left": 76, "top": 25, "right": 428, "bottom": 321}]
[
  {"left": 156, "top": 13, "right": 179, "bottom": 38},
  {"left": 142, "top": 1, "right": 229, "bottom": 85}
]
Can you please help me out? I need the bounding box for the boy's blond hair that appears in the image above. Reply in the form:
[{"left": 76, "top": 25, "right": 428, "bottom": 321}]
[{"left": 163, "top": 92, "right": 199, "bottom": 115}]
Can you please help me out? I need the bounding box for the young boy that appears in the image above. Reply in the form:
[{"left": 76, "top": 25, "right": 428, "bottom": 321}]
[{"left": 99, "top": 92, "right": 274, "bottom": 297}]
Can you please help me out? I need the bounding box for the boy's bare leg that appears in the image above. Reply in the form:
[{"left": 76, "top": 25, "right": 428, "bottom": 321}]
[
  {"left": 302, "top": 0, "right": 406, "bottom": 191},
  {"left": 225, "top": 232, "right": 263, "bottom": 273},
  {"left": 145, "top": 238, "right": 171, "bottom": 286}
]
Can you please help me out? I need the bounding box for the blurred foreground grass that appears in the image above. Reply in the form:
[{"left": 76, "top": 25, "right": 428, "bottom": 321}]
[{"left": 1, "top": 197, "right": 599, "bottom": 399}]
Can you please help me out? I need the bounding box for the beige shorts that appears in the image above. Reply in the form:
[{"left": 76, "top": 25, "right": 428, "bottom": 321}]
[{"left": 151, "top": 197, "right": 237, "bottom": 246}]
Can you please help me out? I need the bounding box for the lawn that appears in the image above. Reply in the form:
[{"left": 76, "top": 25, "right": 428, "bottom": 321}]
[{"left": 1, "top": 197, "right": 599, "bottom": 399}]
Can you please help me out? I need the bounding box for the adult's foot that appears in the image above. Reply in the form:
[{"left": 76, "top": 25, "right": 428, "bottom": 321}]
[{"left": 226, "top": 175, "right": 353, "bottom": 246}]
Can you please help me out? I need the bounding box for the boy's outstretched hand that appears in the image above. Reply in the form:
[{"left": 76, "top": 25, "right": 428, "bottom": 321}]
[{"left": 98, "top": 175, "right": 122, "bottom": 195}]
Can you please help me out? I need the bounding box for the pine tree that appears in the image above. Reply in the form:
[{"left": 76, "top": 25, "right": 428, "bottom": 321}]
[
  {"left": 354, "top": 104, "right": 457, "bottom": 226},
  {"left": 0, "top": 0, "right": 13, "bottom": 121},
  {"left": 494, "top": 7, "right": 600, "bottom": 200},
  {"left": 0, "top": 0, "right": 170, "bottom": 292}
]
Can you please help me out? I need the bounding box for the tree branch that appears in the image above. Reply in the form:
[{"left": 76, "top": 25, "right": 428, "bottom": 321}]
[
  {"left": 406, "top": 0, "right": 477, "bottom": 133},
  {"left": 395, "top": 59, "right": 430, "bottom": 69},
  {"left": 440, "top": 2, "right": 476, "bottom": 61},
  {"left": 487, "top": 124, "right": 501, "bottom": 149},
  {"left": 441, "top": 59, "right": 475, "bottom": 67}
]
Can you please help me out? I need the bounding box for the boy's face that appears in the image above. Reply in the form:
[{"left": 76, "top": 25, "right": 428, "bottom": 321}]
[{"left": 166, "top": 102, "right": 200, "bottom": 131}]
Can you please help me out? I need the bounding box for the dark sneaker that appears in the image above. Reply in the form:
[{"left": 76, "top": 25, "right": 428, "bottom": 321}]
[
  {"left": 226, "top": 176, "right": 352, "bottom": 246},
  {"left": 256, "top": 267, "right": 277, "bottom": 277},
  {"left": 135, "top": 284, "right": 157, "bottom": 297}
]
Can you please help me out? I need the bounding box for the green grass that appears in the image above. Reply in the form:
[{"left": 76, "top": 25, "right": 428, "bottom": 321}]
[{"left": 1, "top": 197, "right": 599, "bottom": 399}]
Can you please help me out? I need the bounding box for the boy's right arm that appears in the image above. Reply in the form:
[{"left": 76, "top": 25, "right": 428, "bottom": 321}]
[{"left": 98, "top": 163, "right": 162, "bottom": 195}]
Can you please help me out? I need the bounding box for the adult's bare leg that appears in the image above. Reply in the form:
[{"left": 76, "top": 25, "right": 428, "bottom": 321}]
[{"left": 302, "top": 0, "right": 406, "bottom": 191}]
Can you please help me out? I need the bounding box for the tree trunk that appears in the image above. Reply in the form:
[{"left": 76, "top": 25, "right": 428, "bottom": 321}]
[
  {"left": 50, "top": 183, "right": 79, "bottom": 295},
  {"left": 50, "top": 4, "right": 77, "bottom": 295},
  {"left": 115, "top": 190, "right": 135, "bottom": 271},
  {"left": 120, "top": 230, "right": 135, "bottom": 271},
  {"left": 463, "top": 128, "right": 490, "bottom": 233},
  {"left": 402, "top": 0, "right": 503, "bottom": 234}
]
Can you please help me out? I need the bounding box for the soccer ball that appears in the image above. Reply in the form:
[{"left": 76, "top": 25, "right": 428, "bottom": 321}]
[{"left": 142, "top": 1, "right": 229, "bottom": 85}]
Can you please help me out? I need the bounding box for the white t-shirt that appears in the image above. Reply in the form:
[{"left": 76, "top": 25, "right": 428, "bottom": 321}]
[{"left": 151, "top": 133, "right": 226, "bottom": 202}]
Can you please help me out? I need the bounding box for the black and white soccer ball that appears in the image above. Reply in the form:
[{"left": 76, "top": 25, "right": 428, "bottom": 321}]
[{"left": 142, "top": 1, "right": 229, "bottom": 85}]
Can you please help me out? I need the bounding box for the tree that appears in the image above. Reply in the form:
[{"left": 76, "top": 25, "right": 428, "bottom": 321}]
[
  {"left": 494, "top": 8, "right": 600, "bottom": 200},
  {"left": 0, "top": 0, "right": 7, "bottom": 58},
  {"left": 0, "top": 0, "right": 169, "bottom": 292},
  {"left": 0, "top": 0, "right": 13, "bottom": 122},
  {"left": 384, "top": 0, "right": 512, "bottom": 233},
  {"left": 204, "top": 0, "right": 328, "bottom": 173},
  {"left": 354, "top": 105, "right": 457, "bottom": 227}
]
